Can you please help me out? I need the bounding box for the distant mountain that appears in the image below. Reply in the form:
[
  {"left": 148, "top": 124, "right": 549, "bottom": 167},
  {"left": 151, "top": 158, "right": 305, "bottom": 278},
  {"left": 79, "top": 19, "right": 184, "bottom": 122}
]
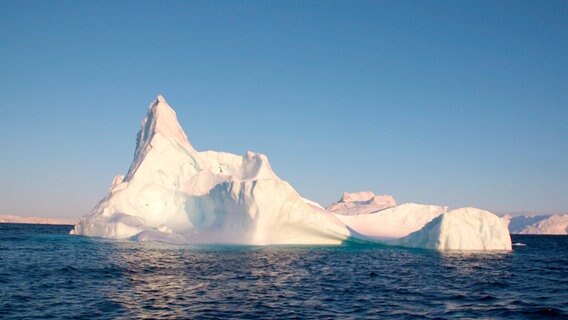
[
  {"left": 0, "top": 214, "right": 76, "bottom": 225},
  {"left": 506, "top": 214, "right": 568, "bottom": 235}
]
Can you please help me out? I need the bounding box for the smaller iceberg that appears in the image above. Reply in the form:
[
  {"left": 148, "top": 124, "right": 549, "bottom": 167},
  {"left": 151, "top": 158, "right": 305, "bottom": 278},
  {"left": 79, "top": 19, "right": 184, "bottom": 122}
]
[
  {"left": 328, "top": 193, "right": 511, "bottom": 250},
  {"left": 397, "top": 208, "right": 512, "bottom": 251}
]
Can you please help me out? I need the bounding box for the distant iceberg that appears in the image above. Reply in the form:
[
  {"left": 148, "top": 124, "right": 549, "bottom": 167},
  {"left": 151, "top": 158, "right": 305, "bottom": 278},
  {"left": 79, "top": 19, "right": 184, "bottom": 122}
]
[
  {"left": 72, "top": 96, "right": 512, "bottom": 251},
  {"left": 507, "top": 214, "right": 568, "bottom": 235},
  {"left": 0, "top": 214, "right": 75, "bottom": 225},
  {"left": 327, "top": 191, "right": 397, "bottom": 216}
]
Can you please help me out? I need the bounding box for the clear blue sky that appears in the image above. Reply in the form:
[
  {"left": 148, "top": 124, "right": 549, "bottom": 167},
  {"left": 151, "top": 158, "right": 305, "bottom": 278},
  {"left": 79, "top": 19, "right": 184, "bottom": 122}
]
[{"left": 1, "top": 1, "right": 567, "bottom": 218}]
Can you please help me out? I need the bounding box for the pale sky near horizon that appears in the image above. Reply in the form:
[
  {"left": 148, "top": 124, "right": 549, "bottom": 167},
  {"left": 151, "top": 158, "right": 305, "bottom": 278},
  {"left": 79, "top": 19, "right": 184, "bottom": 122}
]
[{"left": 1, "top": 1, "right": 567, "bottom": 218}]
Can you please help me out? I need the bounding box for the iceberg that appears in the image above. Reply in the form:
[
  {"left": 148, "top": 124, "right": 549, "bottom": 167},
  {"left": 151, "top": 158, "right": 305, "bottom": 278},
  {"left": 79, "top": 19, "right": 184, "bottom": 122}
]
[
  {"left": 328, "top": 195, "right": 511, "bottom": 250},
  {"left": 397, "top": 208, "right": 512, "bottom": 250},
  {"left": 73, "top": 96, "right": 350, "bottom": 245},
  {"left": 72, "top": 95, "right": 512, "bottom": 251}
]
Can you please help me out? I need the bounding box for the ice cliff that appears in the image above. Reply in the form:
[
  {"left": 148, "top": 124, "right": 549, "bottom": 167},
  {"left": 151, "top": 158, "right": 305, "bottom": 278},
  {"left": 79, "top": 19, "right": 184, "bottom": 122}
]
[{"left": 72, "top": 96, "right": 512, "bottom": 251}]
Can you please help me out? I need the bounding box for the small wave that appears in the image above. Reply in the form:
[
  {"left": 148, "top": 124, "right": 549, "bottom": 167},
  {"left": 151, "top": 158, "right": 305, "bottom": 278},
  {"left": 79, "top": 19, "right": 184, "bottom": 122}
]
[
  {"left": 186, "top": 283, "right": 207, "bottom": 291},
  {"left": 2, "top": 225, "right": 568, "bottom": 319}
]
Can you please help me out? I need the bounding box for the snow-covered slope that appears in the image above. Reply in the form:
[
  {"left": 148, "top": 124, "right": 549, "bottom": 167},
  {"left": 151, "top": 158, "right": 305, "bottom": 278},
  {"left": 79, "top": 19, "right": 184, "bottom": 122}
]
[
  {"left": 72, "top": 96, "right": 350, "bottom": 245},
  {"left": 0, "top": 214, "right": 75, "bottom": 225},
  {"left": 508, "top": 214, "right": 568, "bottom": 235},
  {"left": 327, "top": 192, "right": 396, "bottom": 215},
  {"left": 333, "top": 203, "right": 447, "bottom": 239},
  {"left": 398, "top": 208, "right": 512, "bottom": 251}
]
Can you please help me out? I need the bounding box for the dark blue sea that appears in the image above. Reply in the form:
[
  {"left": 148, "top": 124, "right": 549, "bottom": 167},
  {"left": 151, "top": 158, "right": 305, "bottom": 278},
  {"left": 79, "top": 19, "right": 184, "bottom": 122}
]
[{"left": 1, "top": 224, "right": 567, "bottom": 319}]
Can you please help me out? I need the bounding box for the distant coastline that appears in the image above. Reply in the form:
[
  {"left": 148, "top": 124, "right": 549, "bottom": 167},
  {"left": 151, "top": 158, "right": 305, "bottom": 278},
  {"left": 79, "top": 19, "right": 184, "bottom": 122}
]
[{"left": 0, "top": 214, "right": 76, "bottom": 226}]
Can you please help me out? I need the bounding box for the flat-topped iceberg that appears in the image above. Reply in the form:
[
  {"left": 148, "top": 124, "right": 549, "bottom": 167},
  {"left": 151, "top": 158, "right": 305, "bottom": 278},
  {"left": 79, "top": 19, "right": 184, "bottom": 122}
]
[{"left": 72, "top": 96, "right": 511, "bottom": 251}]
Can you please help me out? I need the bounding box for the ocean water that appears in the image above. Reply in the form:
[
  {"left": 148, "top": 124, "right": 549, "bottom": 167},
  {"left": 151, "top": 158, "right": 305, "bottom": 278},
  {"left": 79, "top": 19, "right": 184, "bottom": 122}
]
[{"left": 1, "top": 224, "right": 567, "bottom": 319}]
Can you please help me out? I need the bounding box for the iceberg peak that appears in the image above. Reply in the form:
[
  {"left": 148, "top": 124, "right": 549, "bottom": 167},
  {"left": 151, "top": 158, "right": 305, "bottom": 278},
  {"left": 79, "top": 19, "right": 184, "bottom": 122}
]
[
  {"left": 147, "top": 94, "right": 187, "bottom": 141},
  {"left": 156, "top": 94, "right": 167, "bottom": 103},
  {"left": 124, "top": 95, "right": 199, "bottom": 182}
]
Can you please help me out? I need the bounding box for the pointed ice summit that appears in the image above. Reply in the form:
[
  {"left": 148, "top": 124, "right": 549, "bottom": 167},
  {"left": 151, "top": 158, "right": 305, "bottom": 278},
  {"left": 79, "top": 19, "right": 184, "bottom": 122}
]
[{"left": 73, "top": 96, "right": 512, "bottom": 250}]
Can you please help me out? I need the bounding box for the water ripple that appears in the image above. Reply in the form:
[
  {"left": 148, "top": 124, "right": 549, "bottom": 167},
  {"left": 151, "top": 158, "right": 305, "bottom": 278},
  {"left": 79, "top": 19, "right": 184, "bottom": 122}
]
[{"left": 1, "top": 225, "right": 567, "bottom": 319}]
